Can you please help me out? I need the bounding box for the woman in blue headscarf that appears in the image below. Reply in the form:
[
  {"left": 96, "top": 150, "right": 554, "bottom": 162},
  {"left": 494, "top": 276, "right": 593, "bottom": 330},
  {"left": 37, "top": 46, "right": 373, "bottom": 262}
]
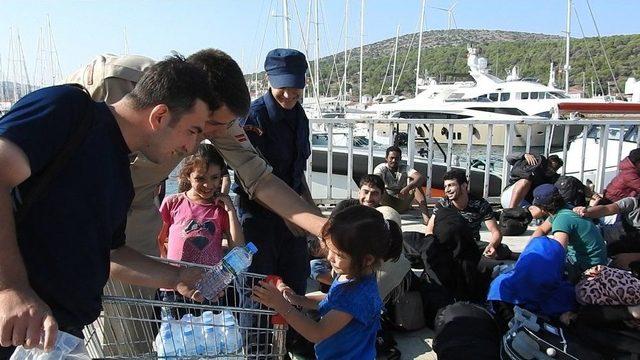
[{"left": 487, "top": 235, "right": 576, "bottom": 330}]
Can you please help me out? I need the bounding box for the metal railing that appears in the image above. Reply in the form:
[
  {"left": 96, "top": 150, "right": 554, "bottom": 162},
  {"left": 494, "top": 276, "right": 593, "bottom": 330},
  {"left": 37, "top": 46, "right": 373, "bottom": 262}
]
[{"left": 306, "top": 116, "right": 640, "bottom": 204}]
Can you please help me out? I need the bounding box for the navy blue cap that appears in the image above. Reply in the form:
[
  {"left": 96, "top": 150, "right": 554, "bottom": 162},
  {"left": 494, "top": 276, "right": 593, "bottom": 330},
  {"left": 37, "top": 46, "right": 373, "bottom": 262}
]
[
  {"left": 532, "top": 184, "right": 560, "bottom": 206},
  {"left": 264, "top": 48, "right": 308, "bottom": 89}
]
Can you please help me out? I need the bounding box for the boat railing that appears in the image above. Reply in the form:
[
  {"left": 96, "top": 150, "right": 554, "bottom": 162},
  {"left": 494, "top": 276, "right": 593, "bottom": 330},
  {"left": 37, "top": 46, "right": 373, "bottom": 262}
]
[{"left": 306, "top": 116, "right": 640, "bottom": 204}]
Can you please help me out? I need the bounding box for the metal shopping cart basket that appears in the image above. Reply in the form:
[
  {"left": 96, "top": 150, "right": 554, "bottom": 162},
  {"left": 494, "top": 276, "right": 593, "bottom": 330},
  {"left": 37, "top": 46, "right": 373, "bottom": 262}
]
[{"left": 83, "top": 258, "right": 287, "bottom": 359}]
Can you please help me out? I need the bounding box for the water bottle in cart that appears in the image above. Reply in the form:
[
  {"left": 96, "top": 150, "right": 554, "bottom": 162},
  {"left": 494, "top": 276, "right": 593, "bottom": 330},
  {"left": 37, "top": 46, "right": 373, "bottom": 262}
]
[
  {"left": 155, "top": 311, "right": 182, "bottom": 357},
  {"left": 196, "top": 242, "right": 258, "bottom": 300}
]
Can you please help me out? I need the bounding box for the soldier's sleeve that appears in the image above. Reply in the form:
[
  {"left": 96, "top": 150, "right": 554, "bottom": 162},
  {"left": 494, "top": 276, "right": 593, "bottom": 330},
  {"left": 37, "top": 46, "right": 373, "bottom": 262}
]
[{"left": 210, "top": 119, "right": 272, "bottom": 199}]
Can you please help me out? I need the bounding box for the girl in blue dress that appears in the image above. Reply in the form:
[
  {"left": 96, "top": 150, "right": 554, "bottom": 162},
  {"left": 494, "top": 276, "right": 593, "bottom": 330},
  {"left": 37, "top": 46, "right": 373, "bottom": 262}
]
[{"left": 253, "top": 205, "right": 403, "bottom": 359}]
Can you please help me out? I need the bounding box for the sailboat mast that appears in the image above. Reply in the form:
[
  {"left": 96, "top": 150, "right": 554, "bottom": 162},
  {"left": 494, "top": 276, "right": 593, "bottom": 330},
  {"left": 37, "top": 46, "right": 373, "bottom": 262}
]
[
  {"left": 359, "top": 0, "right": 364, "bottom": 103},
  {"left": 314, "top": 0, "right": 320, "bottom": 101},
  {"left": 391, "top": 25, "right": 399, "bottom": 95},
  {"left": 416, "top": 0, "right": 426, "bottom": 96},
  {"left": 124, "top": 26, "right": 129, "bottom": 55},
  {"left": 564, "top": 0, "right": 571, "bottom": 92},
  {"left": 283, "top": 0, "right": 290, "bottom": 47},
  {"left": 343, "top": 0, "right": 349, "bottom": 102}
]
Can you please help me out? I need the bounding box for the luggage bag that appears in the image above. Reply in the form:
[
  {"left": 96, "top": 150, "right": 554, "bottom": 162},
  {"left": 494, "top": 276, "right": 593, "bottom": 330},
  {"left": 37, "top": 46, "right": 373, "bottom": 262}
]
[{"left": 501, "top": 306, "right": 604, "bottom": 360}]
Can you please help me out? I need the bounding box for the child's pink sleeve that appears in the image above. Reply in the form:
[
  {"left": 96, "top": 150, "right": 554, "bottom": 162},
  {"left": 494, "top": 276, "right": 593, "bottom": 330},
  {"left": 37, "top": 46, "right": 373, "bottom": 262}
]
[{"left": 159, "top": 195, "right": 175, "bottom": 225}]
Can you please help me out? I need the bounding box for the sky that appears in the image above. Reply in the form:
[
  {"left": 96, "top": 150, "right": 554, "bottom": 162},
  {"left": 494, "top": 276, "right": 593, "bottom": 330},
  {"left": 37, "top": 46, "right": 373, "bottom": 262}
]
[{"left": 0, "top": 0, "right": 639, "bottom": 83}]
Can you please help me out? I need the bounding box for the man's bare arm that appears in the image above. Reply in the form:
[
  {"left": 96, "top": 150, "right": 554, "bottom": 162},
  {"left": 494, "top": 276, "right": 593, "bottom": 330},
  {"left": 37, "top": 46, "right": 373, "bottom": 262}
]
[
  {"left": 110, "top": 246, "right": 203, "bottom": 301},
  {"left": 530, "top": 219, "right": 552, "bottom": 238},
  {"left": 253, "top": 173, "right": 326, "bottom": 236},
  {"left": 406, "top": 170, "right": 426, "bottom": 191},
  {"left": 0, "top": 138, "right": 58, "bottom": 351},
  {"left": 425, "top": 214, "right": 436, "bottom": 235},
  {"left": 483, "top": 218, "right": 503, "bottom": 258},
  {"left": 573, "top": 203, "right": 620, "bottom": 219}
]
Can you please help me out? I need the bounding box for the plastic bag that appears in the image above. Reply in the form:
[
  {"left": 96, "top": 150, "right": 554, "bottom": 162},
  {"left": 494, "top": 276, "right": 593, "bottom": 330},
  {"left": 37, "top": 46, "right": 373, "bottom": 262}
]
[{"left": 10, "top": 331, "right": 90, "bottom": 360}]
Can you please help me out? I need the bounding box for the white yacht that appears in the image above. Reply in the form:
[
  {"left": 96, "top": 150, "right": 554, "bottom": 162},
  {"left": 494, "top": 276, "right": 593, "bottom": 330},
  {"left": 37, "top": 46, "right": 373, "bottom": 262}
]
[
  {"left": 366, "top": 47, "right": 616, "bottom": 147},
  {"left": 551, "top": 102, "right": 640, "bottom": 190}
]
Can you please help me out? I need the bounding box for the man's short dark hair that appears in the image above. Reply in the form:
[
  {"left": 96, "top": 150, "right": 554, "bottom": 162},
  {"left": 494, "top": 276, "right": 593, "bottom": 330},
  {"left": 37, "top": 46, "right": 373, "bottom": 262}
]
[
  {"left": 187, "top": 49, "right": 250, "bottom": 118},
  {"left": 537, "top": 192, "right": 565, "bottom": 214},
  {"left": 359, "top": 174, "right": 385, "bottom": 193},
  {"left": 127, "top": 54, "right": 214, "bottom": 123},
  {"left": 443, "top": 169, "right": 468, "bottom": 186},
  {"left": 547, "top": 155, "right": 564, "bottom": 170},
  {"left": 331, "top": 198, "right": 360, "bottom": 216},
  {"left": 386, "top": 145, "right": 402, "bottom": 157}
]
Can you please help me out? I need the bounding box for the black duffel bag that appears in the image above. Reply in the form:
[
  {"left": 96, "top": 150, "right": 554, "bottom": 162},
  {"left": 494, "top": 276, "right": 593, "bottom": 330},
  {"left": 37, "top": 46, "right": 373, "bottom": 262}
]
[{"left": 499, "top": 208, "right": 532, "bottom": 236}]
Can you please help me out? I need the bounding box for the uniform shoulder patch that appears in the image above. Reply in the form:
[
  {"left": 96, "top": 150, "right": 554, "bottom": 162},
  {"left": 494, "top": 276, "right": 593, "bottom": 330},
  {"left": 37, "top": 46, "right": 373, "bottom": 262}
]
[{"left": 243, "top": 125, "right": 264, "bottom": 137}]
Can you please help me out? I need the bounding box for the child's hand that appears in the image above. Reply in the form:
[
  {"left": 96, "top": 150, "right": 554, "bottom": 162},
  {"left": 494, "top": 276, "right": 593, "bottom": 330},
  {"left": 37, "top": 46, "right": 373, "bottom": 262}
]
[
  {"left": 252, "top": 281, "right": 290, "bottom": 313},
  {"left": 215, "top": 194, "right": 235, "bottom": 212},
  {"left": 276, "top": 282, "right": 302, "bottom": 306}
]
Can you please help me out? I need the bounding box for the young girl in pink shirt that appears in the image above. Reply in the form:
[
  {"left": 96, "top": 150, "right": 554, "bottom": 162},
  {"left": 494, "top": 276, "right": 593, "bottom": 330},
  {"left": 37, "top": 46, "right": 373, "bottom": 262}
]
[{"left": 158, "top": 143, "right": 244, "bottom": 266}]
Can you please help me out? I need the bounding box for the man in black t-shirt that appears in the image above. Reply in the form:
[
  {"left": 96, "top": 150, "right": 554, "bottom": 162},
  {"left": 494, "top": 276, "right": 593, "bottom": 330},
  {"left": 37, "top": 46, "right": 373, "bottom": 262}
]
[
  {"left": 426, "top": 169, "right": 511, "bottom": 260},
  {"left": 0, "top": 56, "right": 212, "bottom": 356}
]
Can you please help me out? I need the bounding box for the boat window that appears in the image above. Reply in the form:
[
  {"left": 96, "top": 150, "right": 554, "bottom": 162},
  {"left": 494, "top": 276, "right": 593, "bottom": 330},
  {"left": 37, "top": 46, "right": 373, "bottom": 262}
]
[
  {"left": 520, "top": 92, "right": 529, "bottom": 100},
  {"left": 467, "top": 107, "right": 528, "bottom": 116},
  {"left": 477, "top": 94, "right": 489, "bottom": 102},
  {"left": 489, "top": 93, "right": 499, "bottom": 102},
  {"left": 353, "top": 136, "right": 369, "bottom": 147},
  {"left": 447, "top": 93, "right": 465, "bottom": 100},
  {"left": 625, "top": 126, "right": 638, "bottom": 142},
  {"left": 500, "top": 93, "right": 511, "bottom": 101},
  {"left": 586, "top": 126, "right": 638, "bottom": 142},
  {"left": 530, "top": 92, "right": 539, "bottom": 100},
  {"left": 312, "top": 134, "right": 328, "bottom": 146},
  {"left": 550, "top": 91, "right": 569, "bottom": 99},
  {"left": 396, "top": 112, "right": 472, "bottom": 119}
]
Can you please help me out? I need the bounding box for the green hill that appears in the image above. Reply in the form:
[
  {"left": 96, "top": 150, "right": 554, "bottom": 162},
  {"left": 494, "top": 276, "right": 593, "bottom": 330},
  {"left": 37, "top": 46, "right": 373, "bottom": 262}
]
[{"left": 249, "top": 29, "right": 640, "bottom": 98}]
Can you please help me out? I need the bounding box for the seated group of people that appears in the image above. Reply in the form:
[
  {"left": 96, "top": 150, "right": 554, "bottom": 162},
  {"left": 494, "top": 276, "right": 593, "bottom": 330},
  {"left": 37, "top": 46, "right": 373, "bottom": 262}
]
[{"left": 319, "top": 146, "right": 640, "bottom": 358}]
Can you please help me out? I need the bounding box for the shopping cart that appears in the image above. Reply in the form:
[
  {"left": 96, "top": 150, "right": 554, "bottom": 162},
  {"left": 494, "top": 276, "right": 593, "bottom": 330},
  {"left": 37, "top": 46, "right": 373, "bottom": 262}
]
[{"left": 83, "top": 258, "right": 288, "bottom": 359}]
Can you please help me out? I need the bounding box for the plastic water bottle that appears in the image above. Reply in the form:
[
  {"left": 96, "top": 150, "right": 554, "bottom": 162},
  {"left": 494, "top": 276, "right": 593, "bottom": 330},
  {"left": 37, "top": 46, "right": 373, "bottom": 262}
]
[
  {"left": 197, "top": 242, "right": 258, "bottom": 300},
  {"left": 180, "top": 314, "right": 200, "bottom": 356},
  {"left": 202, "top": 311, "right": 221, "bottom": 356},
  {"left": 155, "top": 310, "right": 181, "bottom": 358},
  {"left": 219, "top": 310, "right": 243, "bottom": 353},
  {"left": 11, "top": 330, "right": 90, "bottom": 359},
  {"left": 155, "top": 321, "right": 176, "bottom": 358}
]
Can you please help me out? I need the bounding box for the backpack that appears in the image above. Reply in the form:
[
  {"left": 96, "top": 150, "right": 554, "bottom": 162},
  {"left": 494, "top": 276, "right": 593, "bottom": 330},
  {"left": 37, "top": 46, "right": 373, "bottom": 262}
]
[
  {"left": 502, "top": 306, "right": 605, "bottom": 360},
  {"left": 499, "top": 208, "right": 533, "bottom": 236},
  {"left": 554, "top": 175, "right": 587, "bottom": 207},
  {"left": 433, "top": 302, "right": 501, "bottom": 360},
  {"left": 508, "top": 154, "right": 545, "bottom": 184},
  {"left": 65, "top": 54, "right": 155, "bottom": 104}
]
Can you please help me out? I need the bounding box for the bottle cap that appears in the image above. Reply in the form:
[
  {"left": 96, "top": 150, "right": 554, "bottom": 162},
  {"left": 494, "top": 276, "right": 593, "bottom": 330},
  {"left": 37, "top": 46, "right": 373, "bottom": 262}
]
[{"left": 246, "top": 242, "right": 258, "bottom": 254}]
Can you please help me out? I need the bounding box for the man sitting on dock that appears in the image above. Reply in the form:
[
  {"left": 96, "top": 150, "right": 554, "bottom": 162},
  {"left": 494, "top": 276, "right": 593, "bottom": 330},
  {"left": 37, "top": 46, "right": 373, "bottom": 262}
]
[
  {"left": 426, "top": 169, "right": 511, "bottom": 260},
  {"left": 602, "top": 148, "right": 640, "bottom": 203},
  {"left": 358, "top": 174, "right": 385, "bottom": 208},
  {"left": 501, "top": 152, "right": 563, "bottom": 209},
  {"left": 374, "top": 145, "right": 430, "bottom": 223}
]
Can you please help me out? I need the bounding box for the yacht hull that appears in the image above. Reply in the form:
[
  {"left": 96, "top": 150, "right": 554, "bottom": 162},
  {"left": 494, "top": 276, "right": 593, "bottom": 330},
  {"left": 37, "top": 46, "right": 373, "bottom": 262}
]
[
  {"left": 310, "top": 147, "right": 503, "bottom": 197},
  {"left": 431, "top": 123, "right": 583, "bottom": 147}
]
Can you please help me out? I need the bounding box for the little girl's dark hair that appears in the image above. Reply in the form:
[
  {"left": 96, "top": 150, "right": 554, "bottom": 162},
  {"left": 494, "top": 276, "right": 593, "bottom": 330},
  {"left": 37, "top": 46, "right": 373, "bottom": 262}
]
[
  {"left": 321, "top": 205, "right": 403, "bottom": 278},
  {"left": 178, "top": 143, "right": 226, "bottom": 192}
]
